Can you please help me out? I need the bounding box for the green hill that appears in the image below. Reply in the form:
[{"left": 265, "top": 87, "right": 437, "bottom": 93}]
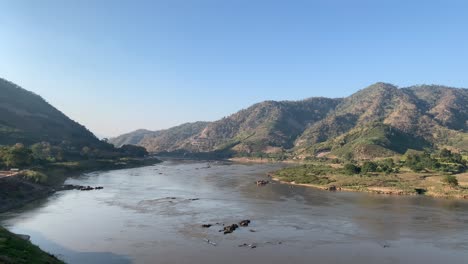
[
  {"left": 0, "top": 78, "right": 151, "bottom": 167},
  {"left": 0, "top": 226, "right": 64, "bottom": 264},
  {"left": 0, "top": 78, "right": 102, "bottom": 148}
]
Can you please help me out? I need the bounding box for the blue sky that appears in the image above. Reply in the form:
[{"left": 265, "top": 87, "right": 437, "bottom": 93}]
[{"left": 1, "top": 0, "right": 467, "bottom": 137}]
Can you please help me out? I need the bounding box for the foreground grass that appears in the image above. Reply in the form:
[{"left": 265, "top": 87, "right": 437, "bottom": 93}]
[
  {"left": 273, "top": 164, "right": 468, "bottom": 198},
  {"left": 0, "top": 226, "right": 64, "bottom": 264}
]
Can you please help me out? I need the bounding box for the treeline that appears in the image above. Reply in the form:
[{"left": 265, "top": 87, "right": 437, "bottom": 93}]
[
  {"left": 0, "top": 141, "right": 148, "bottom": 169},
  {"left": 405, "top": 149, "right": 466, "bottom": 173},
  {"left": 342, "top": 149, "right": 467, "bottom": 176}
]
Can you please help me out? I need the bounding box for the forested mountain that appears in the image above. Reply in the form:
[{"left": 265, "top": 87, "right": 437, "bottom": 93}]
[
  {"left": 0, "top": 78, "right": 148, "bottom": 166},
  {"left": 111, "top": 82, "right": 468, "bottom": 160},
  {"left": 0, "top": 78, "right": 101, "bottom": 147}
]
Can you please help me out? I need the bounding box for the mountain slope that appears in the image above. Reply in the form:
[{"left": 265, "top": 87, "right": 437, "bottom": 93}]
[
  {"left": 189, "top": 98, "right": 341, "bottom": 154},
  {"left": 111, "top": 83, "right": 468, "bottom": 160},
  {"left": 0, "top": 78, "right": 102, "bottom": 147},
  {"left": 110, "top": 129, "right": 160, "bottom": 147},
  {"left": 111, "top": 98, "right": 341, "bottom": 154}
]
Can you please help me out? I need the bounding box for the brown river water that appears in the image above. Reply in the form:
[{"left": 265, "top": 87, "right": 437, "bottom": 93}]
[{"left": 1, "top": 159, "right": 468, "bottom": 264}]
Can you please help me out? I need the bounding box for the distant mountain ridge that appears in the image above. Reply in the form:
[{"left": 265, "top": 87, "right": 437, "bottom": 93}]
[{"left": 110, "top": 82, "right": 468, "bottom": 160}]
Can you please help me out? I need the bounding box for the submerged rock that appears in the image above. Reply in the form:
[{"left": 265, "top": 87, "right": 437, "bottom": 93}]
[
  {"left": 238, "top": 243, "right": 257, "bottom": 249},
  {"left": 221, "top": 224, "right": 239, "bottom": 234},
  {"left": 61, "top": 185, "right": 104, "bottom": 191},
  {"left": 204, "top": 239, "right": 217, "bottom": 246},
  {"left": 256, "top": 180, "right": 269, "bottom": 186},
  {"left": 239, "top": 220, "right": 251, "bottom": 227}
]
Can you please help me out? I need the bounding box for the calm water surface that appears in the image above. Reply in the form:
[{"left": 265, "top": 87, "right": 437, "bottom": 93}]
[{"left": 1, "top": 160, "right": 468, "bottom": 264}]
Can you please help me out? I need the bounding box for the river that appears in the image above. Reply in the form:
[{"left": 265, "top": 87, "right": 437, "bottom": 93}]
[{"left": 1, "top": 160, "right": 468, "bottom": 264}]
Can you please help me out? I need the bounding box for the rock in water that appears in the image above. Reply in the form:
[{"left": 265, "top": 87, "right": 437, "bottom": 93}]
[{"left": 239, "top": 220, "right": 251, "bottom": 227}]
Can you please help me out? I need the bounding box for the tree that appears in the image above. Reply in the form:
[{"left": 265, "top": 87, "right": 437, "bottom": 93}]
[
  {"left": 344, "top": 163, "right": 361, "bottom": 175},
  {"left": 120, "top": 145, "right": 148, "bottom": 158},
  {"left": 405, "top": 152, "right": 433, "bottom": 172},
  {"left": 442, "top": 175, "right": 459, "bottom": 187},
  {"left": 361, "top": 161, "right": 378, "bottom": 174},
  {"left": 439, "top": 148, "right": 452, "bottom": 159},
  {"left": 31, "top": 142, "right": 52, "bottom": 160},
  {"left": 4, "top": 145, "right": 33, "bottom": 168},
  {"left": 81, "top": 146, "right": 92, "bottom": 158}
]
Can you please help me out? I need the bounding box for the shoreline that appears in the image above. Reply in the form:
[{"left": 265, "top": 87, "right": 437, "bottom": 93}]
[
  {"left": 0, "top": 157, "right": 162, "bottom": 263},
  {"left": 229, "top": 157, "right": 302, "bottom": 164},
  {"left": 0, "top": 157, "right": 162, "bottom": 214},
  {"left": 270, "top": 176, "right": 468, "bottom": 200}
]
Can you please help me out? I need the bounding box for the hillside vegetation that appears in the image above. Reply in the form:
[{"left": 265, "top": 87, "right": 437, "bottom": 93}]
[
  {"left": 0, "top": 78, "right": 153, "bottom": 170},
  {"left": 0, "top": 226, "right": 64, "bottom": 264},
  {"left": 0, "top": 77, "right": 159, "bottom": 210},
  {"left": 273, "top": 148, "right": 468, "bottom": 197},
  {"left": 0, "top": 78, "right": 102, "bottom": 147},
  {"left": 111, "top": 82, "right": 468, "bottom": 160}
]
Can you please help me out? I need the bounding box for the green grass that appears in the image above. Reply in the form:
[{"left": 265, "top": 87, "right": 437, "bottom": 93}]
[
  {"left": 0, "top": 226, "right": 64, "bottom": 264},
  {"left": 273, "top": 162, "right": 468, "bottom": 198},
  {"left": 274, "top": 164, "right": 337, "bottom": 184}
]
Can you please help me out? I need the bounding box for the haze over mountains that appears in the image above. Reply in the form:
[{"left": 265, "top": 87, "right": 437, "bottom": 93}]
[{"left": 110, "top": 83, "right": 468, "bottom": 160}]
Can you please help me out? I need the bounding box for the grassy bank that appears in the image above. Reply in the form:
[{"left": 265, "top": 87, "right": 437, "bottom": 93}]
[
  {"left": 0, "top": 226, "right": 64, "bottom": 264},
  {"left": 272, "top": 163, "right": 468, "bottom": 199}
]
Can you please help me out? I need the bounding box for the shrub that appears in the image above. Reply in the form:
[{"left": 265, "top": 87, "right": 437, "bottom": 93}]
[
  {"left": 405, "top": 152, "right": 433, "bottom": 172},
  {"left": 361, "top": 161, "right": 378, "bottom": 174},
  {"left": 442, "top": 175, "right": 459, "bottom": 187},
  {"left": 21, "top": 170, "right": 48, "bottom": 183},
  {"left": 344, "top": 163, "right": 361, "bottom": 175}
]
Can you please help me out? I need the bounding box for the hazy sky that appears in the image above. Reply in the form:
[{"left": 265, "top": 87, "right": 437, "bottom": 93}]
[{"left": 1, "top": 0, "right": 467, "bottom": 137}]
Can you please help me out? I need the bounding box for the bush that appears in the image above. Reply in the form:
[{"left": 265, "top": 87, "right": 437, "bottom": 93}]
[
  {"left": 21, "top": 170, "right": 48, "bottom": 183},
  {"left": 361, "top": 161, "right": 378, "bottom": 174},
  {"left": 442, "top": 175, "right": 459, "bottom": 187},
  {"left": 1, "top": 144, "right": 33, "bottom": 168},
  {"left": 405, "top": 152, "right": 434, "bottom": 172},
  {"left": 119, "top": 144, "right": 148, "bottom": 157},
  {"left": 344, "top": 163, "right": 361, "bottom": 175}
]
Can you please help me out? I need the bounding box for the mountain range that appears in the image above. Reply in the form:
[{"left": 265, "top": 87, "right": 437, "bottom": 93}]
[{"left": 110, "top": 83, "right": 468, "bottom": 160}]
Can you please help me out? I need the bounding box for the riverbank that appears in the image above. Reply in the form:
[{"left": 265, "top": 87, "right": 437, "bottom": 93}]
[
  {"left": 0, "top": 157, "right": 161, "bottom": 263},
  {"left": 271, "top": 166, "right": 468, "bottom": 199},
  {"left": 0, "top": 226, "right": 64, "bottom": 264},
  {"left": 3, "top": 160, "right": 468, "bottom": 264},
  {"left": 229, "top": 157, "right": 301, "bottom": 164},
  {"left": 0, "top": 157, "right": 162, "bottom": 213}
]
